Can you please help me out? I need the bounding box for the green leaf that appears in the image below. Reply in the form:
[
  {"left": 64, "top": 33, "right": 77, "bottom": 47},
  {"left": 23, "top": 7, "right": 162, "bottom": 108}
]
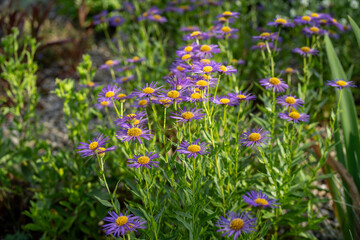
[
  {"left": 348, "top": 16, "right": 360, "bottom": 48},
  {"left": 94, "top": 196, "right": 112, "bottom": 208}
]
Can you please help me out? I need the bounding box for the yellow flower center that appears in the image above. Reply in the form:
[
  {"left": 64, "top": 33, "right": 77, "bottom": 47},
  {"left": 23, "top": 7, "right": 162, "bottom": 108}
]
[
  {"left": 191, "top": 93, "right": 202, "bottom": 99},
  {"left": 300, "top": 46, "right": 311, "bottom": 53},
  {"left": 127, "top": 114, "right": 136, "bottom": 118},
  {"left": 285, "top": 67, "right": 293, "bottom": 73},
  {"left": 336, "top": 80, "right": 347, "bottom": 86},
  {"left": 289, "top": 111, "right": 300, "bottom": 120},
  {"left": 115, "top": 18, "right": 121, "bottom": 22},
  {"left": 202, "top": 74, "right": 211, "bottom": 80},
  {"left": 310, "top": 27, "right": 319, "bottom": 33},
  {"left": 269, "top": 77, "right": 280, "bottom": 85},
  {"left": 220, "top": 98, "right": 230, "bottom": 104},
  {"left": 248, "top": 133, "right": 261, "bottom": 141},
  {"left": 167, "top": 90, "right": 180, "bottom": 99},
  {"left": 154, "top": 14, "right": 162, "bottom": 20},
  {"left": 137, "top": 156, "right": 150, "bottom": 164},
  {"left": 222, "top": 11, "right": 232, "bottom": 16},
  {"left": 184, "top": 46, "right": 193, "bottom": 52},
  {"left": 237, "top": 94, "right": 246, "bottom": 100},
  {"left": 132, "top": 56, "right": 140, "bottom": 61},
  {"left": 97, "top": 147, "right": 106, "bottom": 157},
  {"left": 218, "top": 17, "right": 227, "bottom": 22},
  {"left": 196, "top": 80, "right": 208, "bottom": 87},
  {"left": 301, "top": 16, "right": 311, "bottom": 21},
  {"left": 143, "top": 12, "right": 148, "bottom": 17},
  {"left": 138, "top": 100, "right": 147, "bottom": 106},
  {"left": 182, "top": 54, "right": 191, "bottom": 60},
  {"left": 101, "top": 101, "right": 109, "bottom": 106},
  {"left": 219, "top": 65, "right": 227, "bottom": 72},
  {"left": 117, "top": 93, "right": 127, "bottom": 99},
  {"left": 285, "top": 97, "right": 296, "bottom": 104},
  {"left": 275, "top": 18, "right": 287, "bottom": 24},
  {"left": 200, "top": 59, "right": 210, "bottom": 64},
  {"left": 310, "top": 13, "right": 319, "bottom": 18},
  {"left": 221, "top": 26, "right": 231, "bottom": 33},
  {"left": 120, "top": 77, "right": 128, "bottom": 82},
  {"left": 194, "top": 88, "right": 201, "bottom": 92},
  {"left": 231, "top": 59, "right": 238, "bottom": 63},
  {"left": 229, "top": 218, "right": 244, "bottom": 230},
  {"left": 87, "top": 82, "right": 95, "bottom": 87},
  {"left": 105, "top": 91, "right": 115, "bottom": 98},
  {"left": 177, "top": 66, "right": 185, "bottom": 71},
  {"left": 191, "top": 31, "right": 201, "bottom": 36},
  {"left": 89, "top": 141, "right": 98, "bottom": 150},
  {"left": 127, "top": 128, "right": 142, "bottom": 137},
  {"left": 142, "top": 87, "right": 155, "bottom": 94},
  {"left": 332, "top": 18, "right": 338, "bottom": 23},
  {"left": 255, "top": 198, "right": 269, "bottom": 205},
  {"left": 187, "top": 144, "right": 201, "bottom": 153},
  {"left": 116, "top": 216, "right": 128, "bottom": 226},
  {"left": 160, "top": 99, "right": 171, "bottom": 104},
  {"left": 260, "top": 32, "right": 271, "bottom": 37},
  {"left": 181, "top": 112, "right": 194, "bottom": 120},
  {"left": 257, "top": 42, "right": 265, "bottom": 46},
  {"left": 320, "top": 19, "right": 327, "bottom": 24},
  {"left": 105, "top": 60, "right": 114, "bottom": 66},
  {"left": 203, "top": 66, "right": 213, "bottom": 73},
  {"left": 200, "top": 45, "right": 211, "bottom": 52}
]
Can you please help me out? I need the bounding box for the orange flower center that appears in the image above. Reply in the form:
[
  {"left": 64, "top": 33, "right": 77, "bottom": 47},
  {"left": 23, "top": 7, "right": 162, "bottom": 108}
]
[
  {"left": 229, "top": 218, "right": 244, "bottom": 230},
  {"left": 248, "top": 133, "right": 261, "bottom": 141},
  {"left": 137, "top": 156, "right": 150, "bottom": 164}
]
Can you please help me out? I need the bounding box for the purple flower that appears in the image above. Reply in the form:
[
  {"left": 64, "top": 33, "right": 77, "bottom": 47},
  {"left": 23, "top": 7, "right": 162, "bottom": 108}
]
[
  {"left": 98, "top": 85, "right": 121, "bottom": 100},
  {"left": 292, "top": 46, "right": 319, "bottom": 57},
  {"left": 279, "top": 67, "right": 297, "bottom": 75},
  {"left": 251, "top": 42, "right": 274, "bottom": 51},
  {"left": 177, "top": 139, "right": 209, "bottom": 158},
  {"left": 108, "top": 16, "right": 125, "bottom": 27},
  {"left": 116, "top": 125, "right": 153, "bottom": 144},
  {"left": 185, "top": 91, "right": 207, "bottom": 103},
  {"left": 239, "top": 128, "right": 270, "bottom": 149},
  {"left": 195, "top": 44, "right": 221, "bottom": 58},
  {"left": 267, "top": 18, "right": 294, "bottom": 28},
  {"left": 102, "top": 211, "right": 146, "bottom": 237},
  {"left": 176, "top": 43, "right": 199, "bottom": 57},
  {"left": 117, "top": 65, "right": 135, "bottom": 72},
  {"left": 218, "top": 65, "right": 237, "bottom": 75},
  {"left": 277, "top": 95, "right": 304, "bottom": 110},
  {"left": 127, "top": 152, "right": 160, "bottom": 169},
  {"left": 252, "top": 32, "right": 278, "bottom": 41},
  {"left": 169, "top": 62, "right": 189, "bottom": 74},
  {"left": 213, "top": 96, "right": 236, "bottom": 106},
  {"left": 170, "top": 107, "right": 205, "bottom": 123},
  {"left": 216, "top": 11, "right": 240, "bottom": 19},
  {"left": 161, "top": 88, "right": 187, "bottom": 103},
  {"left": 192, "top": 61, "right": 220, "bottom": 74},
  {"left": 154, "top": 97, "right": 172, "bottom": 108},
  {"left": 116, "top": 75, "right": 134, "bottom": 84},
  {"left": 115, "top": 92, "right": 130, "bottom": 102},
  {"left": 80, "top": 81, "right": 99, "bottom": 88},
  {"left": 148, "top": 14, "right": 167, "bottom": 23},
  {"left": 99, "top": 60, "right": 120, "bottom": 69},
  {"left": 116, "top": 111, "right": 147, "bottom": 128},
  {"left": 165, "top": 73, "right": 192, "bottom": 90},
  {"left": 138, "top": 7, "right": 161, "bottom": 21},
  {"left": 259, "top": 77, "right": 288, "bottom": 92},
  {"left": 77, "top": 135, "right": 116, "bottom": 158},
  {"left": 214, "top": 26, "right": 239, "bottom": 39},
  {"left": 227, "top": 91, "right": 256, "bottom": 105},
  {"left": 183, "top": 31, "right": 210, "bottom": 41},
  {"left": 95, "top": 99, "right": 114, "bottom": 109},
  {"left": 230, "top": 59, "right": 245, "bottom": 65},
  {"left": 132, "top": 98, "right": 150, "bottom": 108},
  {"left": 216, "top": 210, "right": 256, "bottom": 239},
  {"left": 180, "top": 26, "right": 200, "bottom": 32},
  {"left": 302, "top": 26, "right": 325, "bottom": 36},
  {"left": 327, "top": 79, "right": 356, "bottom": 90},
  {"left": 242, "top": 190, "right": 280, "bottom": 208},
  {"left": 192, "top": 74, "right": 218, "bottom": 89},
  {"left": 279, "top": 111, "right": 310, "bottom": 123},
  {"left": 93, "top": 10, "right": 108, "bottom": 25},
  {"left": 133, "top": 82, "right": 162, "bottom": 98},
  {"left": 213, "top": 17, "right": 235, "bottom": 26},
  {"left": 127, "top": 56, "right": 146, "bottom": 63},
  {"left": 294, "top": 15, "right": 313, "bottom": 25}
]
